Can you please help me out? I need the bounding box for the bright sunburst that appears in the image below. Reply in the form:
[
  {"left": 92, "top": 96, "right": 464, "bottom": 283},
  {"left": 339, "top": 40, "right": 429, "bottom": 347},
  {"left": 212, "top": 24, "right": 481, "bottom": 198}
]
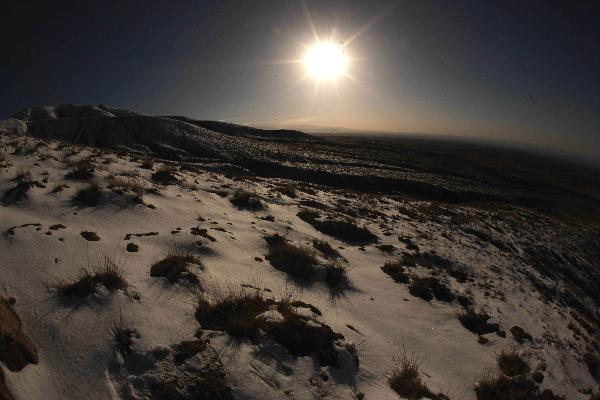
[{"left": 304, "top": 41, "right": 347, "bottom": 81}]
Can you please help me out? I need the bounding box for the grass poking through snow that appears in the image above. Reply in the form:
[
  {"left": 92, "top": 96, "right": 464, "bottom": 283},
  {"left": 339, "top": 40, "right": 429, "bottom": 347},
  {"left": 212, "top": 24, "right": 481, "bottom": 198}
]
[{"left": 55, "top": 257, "right": 127, "bottom": 298}]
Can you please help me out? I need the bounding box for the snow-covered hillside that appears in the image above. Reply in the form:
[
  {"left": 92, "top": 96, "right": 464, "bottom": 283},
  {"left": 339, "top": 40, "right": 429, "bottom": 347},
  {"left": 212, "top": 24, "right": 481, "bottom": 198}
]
[{"left": 1, "top": 107, "right": 599, "bottom": 400}]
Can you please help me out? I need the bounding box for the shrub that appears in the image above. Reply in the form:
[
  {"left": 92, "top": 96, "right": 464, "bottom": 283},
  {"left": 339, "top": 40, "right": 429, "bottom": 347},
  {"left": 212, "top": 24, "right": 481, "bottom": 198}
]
[
  {"left": 459, "top": 309, "right": 500, "bottom": 335},
  {"left": 55, "top": 257, "right": 127, "bottom": 297},
  {"left": 230, "top": 189, "right": 263, "bottom": 210},
  {"left": 73, "top": 183, "right": 102, "bottom": 207},
  {"left": 387, "top": 351, "right": 448, "bottom": 400},
  {"left": 150, "top": 253, "right": 204, "bottom": 286},
  {"left": 381, "top": 261, "right": 410, "bottom": 284},
  {"left": 324, "top": 261, "right": 349, "bottom": 288},
  {"left": 497, "top": 351, "right": 530, "bottom": 377},
  {"left": 264, "top": 238, "right": 317, "bottom": 280}
]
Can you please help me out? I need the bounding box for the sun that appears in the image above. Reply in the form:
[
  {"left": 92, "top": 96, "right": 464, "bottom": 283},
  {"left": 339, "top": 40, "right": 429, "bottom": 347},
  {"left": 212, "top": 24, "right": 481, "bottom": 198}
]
[{"left": 304, "top": 41, "right": 347, "bottom": 81}]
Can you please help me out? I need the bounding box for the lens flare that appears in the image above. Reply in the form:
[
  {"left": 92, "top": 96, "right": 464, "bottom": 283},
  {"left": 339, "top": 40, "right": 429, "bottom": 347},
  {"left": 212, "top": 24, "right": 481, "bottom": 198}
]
[{"left": 304, "top": 41, "right": 347, "bottom": 81}]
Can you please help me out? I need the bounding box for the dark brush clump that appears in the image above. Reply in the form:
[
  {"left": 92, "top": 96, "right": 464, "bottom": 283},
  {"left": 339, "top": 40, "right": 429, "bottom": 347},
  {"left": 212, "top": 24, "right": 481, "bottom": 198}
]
[
  {"left": 475, "top": 374, "right": 537, "bottom": 400},
  {"left": 80, "top": 231, "right": 100, "bottom": 241},
  {"left": 111, "top": 314, "right": 139, "bottom": 358},
  {"left": 510, "top": 326, "right": 533, "bottom": 344},
  {"left": 264, "top": 236, "right": 317, "bottom": 280},
  {"left": 195, "top": 289, "right": 345, "bottom": 366},
  {"left": 474, "top": 372, "right": 565, "bottom": 400},
  {"left": 196, "top": 290, "right": 272, "bottom": 339},
  {"left": 313, "top": 239, "right": 340, "bottom": 258},
  {"left": 65, "top": 160, "right": 94, "bottom": 180},
  {"left": 150, "top": 253, "right": 204, "bottom": 286},
  {"left": 269, "top": 301, "right": 344, "bottom": 366},
  {"left": 126, "top": 243, "right": 139, "bottom": 252},
  {"left": 151, "top": 167, "right": 178, "bottom": 184},
  {"left": 324, "top": 261, "right": 349, "bottom": 288},
  {"left": 230, "top": 189, "right": 264, "bottom": 210},
  {"left": 387, "top": 353, "right": 449, "bottom": 400},
  {"left": 172, "top": 339, "right": 209, "bottom": 365},
  {"left": 408, "top": 276, "right": 455, "bottom": 302},
  {"left": 381, "top": 261, "right": 410, "bottom": 284},
  {"left": 55, "top": 257, "right": 127, "bottom": 298},
  {"left": 297, "top": 209, "right": 377, "bottom": 244},
  {"left": 458, "top": 309, "right": 501, "bottom": 335},
  {"left": 73, "top": 183, "right": 102, "bottom": 207},
  {"left": 497, "top": 351, "right": 530, "bottom": 377}
]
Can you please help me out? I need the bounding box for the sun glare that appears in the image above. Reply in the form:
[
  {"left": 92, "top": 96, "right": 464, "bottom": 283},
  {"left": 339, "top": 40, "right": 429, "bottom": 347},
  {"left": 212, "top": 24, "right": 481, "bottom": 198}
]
[{"left": 304, "top": 41, "right": 347, "bottom": 81}]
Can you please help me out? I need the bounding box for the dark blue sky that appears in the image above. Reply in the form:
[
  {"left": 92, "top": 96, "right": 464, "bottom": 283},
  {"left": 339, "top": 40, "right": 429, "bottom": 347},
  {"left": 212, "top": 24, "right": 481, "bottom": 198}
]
[{"left": 1, "top": 0, "right": 599, "bottom": 161}]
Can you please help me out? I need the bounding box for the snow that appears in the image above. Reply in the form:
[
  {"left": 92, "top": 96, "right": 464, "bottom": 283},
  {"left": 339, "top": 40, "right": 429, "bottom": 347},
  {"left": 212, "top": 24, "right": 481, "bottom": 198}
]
[{"left": 0, "top": 131, "right": 598, "bottom": 400}]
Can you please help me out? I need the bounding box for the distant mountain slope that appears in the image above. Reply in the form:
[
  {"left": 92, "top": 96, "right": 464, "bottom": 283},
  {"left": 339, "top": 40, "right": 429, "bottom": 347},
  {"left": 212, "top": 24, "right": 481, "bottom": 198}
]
[
  {"left": 11, "top": 104, "right": 141, "bottom": 121},
  {"left": 164, "top": 116, "right": 308, "bottom": 139}
]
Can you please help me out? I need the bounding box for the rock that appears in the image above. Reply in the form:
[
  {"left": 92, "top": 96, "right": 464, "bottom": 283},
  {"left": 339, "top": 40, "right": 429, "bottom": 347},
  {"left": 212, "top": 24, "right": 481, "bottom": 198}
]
[
  {"left": 0, "top": 368, "right": 15, "bottom": 400},
  {"left": 0, "top": 297, "right": 38, "bottom": 371}
]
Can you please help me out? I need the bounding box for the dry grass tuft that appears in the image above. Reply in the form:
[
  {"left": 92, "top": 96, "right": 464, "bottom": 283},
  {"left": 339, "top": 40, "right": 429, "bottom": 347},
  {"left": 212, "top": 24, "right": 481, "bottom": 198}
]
[
  {"left": 497, "top": 350, "right": 530, "bottom": 377},
  {"left": 458, "top": 309, "right": 501, "bottom": 335},
  {"left": 65, "top": 159, "right": 95, "bottom": 181},
  {"left": 150, "top": 252, "right": 204, "bottom": 286},
  {"left": 151, "top": 167, "right": 178, "bottom": 184},
  {"left": 73, "top": 183, "right": 102, "bottom": 207},
  {"left": 107, "top": 175, "right": 145, "bottom": 197},
  {"left": 55, "top": 257, "right": 127, "bottom": 298},
  {"left": 195, "top": 286, "right": 344, "bottom": 366},
  {"left": 313, "top": 239, "right": 340, "bottom": 258},
  {"left": 111, "top": 313, "right": 139, "bottom": 358},
  {"left": 408, "top": 276, "right": 455, "bottom": 302},
  {"left": 324, "top": 261, "right": 349, "bottom": 288},
  {"left": 264, "top": 235, "right": 317, "bottom": 280},
  {"left": 381, "top": 260, "right": 410, "bottom": 284},
  {"left": 387, "top": 350, "right": 448, "bottom": 400}
]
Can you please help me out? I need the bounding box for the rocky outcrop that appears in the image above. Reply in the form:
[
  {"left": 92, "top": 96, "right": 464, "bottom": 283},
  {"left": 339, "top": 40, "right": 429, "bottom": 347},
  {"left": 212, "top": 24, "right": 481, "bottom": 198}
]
[
  {"left": 0, "top": 368, "right": 14, "bottom": 400},
  {"left": 0, "top": 296, "right": 37, "bottom": 400},
  {"left": 0, "top": 296, "right": 38, "bottom": 371}
]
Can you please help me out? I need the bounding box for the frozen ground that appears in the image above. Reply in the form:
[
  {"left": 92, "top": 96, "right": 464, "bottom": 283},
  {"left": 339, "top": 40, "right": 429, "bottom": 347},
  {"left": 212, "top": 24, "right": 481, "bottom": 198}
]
[{"left": 0, "top": 106, "right": 599, "bottom": 400}]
